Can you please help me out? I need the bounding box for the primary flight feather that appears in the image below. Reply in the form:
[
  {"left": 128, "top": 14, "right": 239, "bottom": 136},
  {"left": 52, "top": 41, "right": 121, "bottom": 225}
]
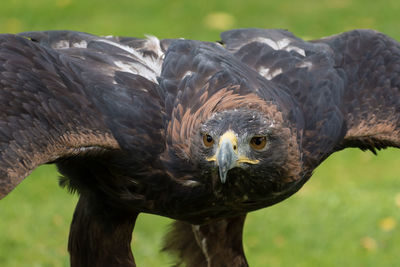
[{"left": 0, "top": 28, "right": 399, "bottom": 266}]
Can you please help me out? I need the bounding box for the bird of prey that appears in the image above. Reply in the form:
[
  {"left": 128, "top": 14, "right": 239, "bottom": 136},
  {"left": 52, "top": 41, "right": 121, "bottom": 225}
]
[{"left": 0, "top": 28, "right": 399, "bottom": 266}]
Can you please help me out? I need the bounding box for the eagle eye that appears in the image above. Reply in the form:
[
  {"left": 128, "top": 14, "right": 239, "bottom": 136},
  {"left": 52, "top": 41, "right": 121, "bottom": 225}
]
[
  {"left": 202, "top": 134, "right": 214, "bottom": 147},
  {"left": 250, "top": 136, "right": 267, "bottom": 150}
]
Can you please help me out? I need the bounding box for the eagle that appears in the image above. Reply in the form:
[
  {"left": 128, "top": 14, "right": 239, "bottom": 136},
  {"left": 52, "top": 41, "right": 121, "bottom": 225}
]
[{"left": 0, "top": 28, "right": 399, "bottom": 266}]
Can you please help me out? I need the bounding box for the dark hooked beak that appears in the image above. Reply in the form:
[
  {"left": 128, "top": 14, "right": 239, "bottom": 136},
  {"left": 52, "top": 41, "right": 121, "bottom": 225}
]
[
  {"left": 217, "top": 139, "right": 236, "bottom": 183},
  {"left": 206, "top": 130, "right": 259, "bottom": 183}
]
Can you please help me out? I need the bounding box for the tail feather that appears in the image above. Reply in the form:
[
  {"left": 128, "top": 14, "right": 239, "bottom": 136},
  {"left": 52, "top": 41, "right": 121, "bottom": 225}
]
[{"left": 162, "top": 221, "right": 207, "bottom": 267}]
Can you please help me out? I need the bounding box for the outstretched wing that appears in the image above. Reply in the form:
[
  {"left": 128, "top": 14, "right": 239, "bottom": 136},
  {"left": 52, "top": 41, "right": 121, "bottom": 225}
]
[
  {"left": 221, "top": 28, "right": 400, "bottom": 171},
  {"left": 314, "top": 30, "right": 400, "bottom": 152},
  {"left": 0, "top": 31, "right": 165, "bottom": 198}
]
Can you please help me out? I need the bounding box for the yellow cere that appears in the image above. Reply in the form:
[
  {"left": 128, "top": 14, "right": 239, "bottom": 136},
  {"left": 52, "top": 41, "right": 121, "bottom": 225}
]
[
  {"left": 219, "top": 130, "right": 238, "bottom": 153},
  {"left": 206, "top": 155, "right": 217, "bottom": 162},
  {"left": 206, "top": 131, "right": 259, "bottom": 164},
  {"left": 237, "top": 156, "right": 259, "bottom": 165},
  {"left": 206, "top": 130, "right": 237, "bottom": 162}
]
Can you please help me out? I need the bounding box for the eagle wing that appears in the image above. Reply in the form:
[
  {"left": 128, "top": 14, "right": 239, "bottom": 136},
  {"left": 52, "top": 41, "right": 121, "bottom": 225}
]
[
  {"left": 314, "top": 30, "right": 400, "bottom": 151},
  {"left": 221, "top": 28, "right": 400, "bottom": 171},
  {"left": 0, "top": 31, "right": 165, "bottom": 198}
]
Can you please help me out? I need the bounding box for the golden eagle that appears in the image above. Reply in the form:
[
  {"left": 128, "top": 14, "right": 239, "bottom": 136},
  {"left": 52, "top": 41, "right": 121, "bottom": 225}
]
[{"left": 0, "top": 28, "right": 399, "bottom": 266}]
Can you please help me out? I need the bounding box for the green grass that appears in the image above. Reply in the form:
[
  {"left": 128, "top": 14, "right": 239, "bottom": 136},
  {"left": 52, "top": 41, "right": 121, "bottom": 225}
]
[
  {"left": 245, "top": 148, "right": 400, "bottom": 267},
  {"left": 0, "top": 0, "right": 400, "bottom": 266}
]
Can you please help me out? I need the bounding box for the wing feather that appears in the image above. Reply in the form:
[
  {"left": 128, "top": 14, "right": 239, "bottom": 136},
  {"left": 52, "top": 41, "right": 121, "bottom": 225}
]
[
  {"left": 221, "top": 28, "right": 400, "bottom": 170},
  {"left": 0, "top": 34, "right": 119, "bottom": 198},
  {"left": 0, "top": 32, "right": 165, "bottom": 198},
  {"left": 314, "top": 30, "right": 400, "bottom": 152},
  {"left": 19, "top": 30, "right": 164, "bottom": 84}
]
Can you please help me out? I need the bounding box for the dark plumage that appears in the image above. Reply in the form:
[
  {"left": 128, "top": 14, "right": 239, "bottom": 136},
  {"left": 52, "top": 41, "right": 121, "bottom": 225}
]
[{"left": 0, "top": 28, "right": 399, "bottom": 266}]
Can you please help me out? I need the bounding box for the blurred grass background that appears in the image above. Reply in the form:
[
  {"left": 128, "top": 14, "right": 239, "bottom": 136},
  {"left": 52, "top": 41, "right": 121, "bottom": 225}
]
[{"left": 0, "top": 0, "right": 399, "bottom": 266}]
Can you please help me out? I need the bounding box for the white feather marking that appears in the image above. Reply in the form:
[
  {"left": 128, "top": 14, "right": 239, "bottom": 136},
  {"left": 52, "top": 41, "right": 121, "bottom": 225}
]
[
  {"left": 72, "top": 40, "right": 87, "bottom": 48},
  {"left": 254, "top": 37, "right": 290, "bottom": 50},
  {"left": 114, "top": 60, "right": 158, "bottom": 83},
  {"left": 254, "top": 37, "right": 305, "bottom": 56},
  {"left": 100, "top": 38, "right": 163, "bottom": 69},
  {"left": 97, "top": 37, "right": 164, "bottom": 84},
  {"left": 54, "top": 40, "right": 69, "bottom": 49},
  {"left": 258, "top": 67, "right": 270, "bottom": 76},
  {"left": 114, "top": 60, "right": 136, "bottom": 73},
  {"left": 183, "top": 71, "right": 193, "bottom": 79},
  {"left": 258, "top": 67, "right": 283, "bottom": 80},
  {"left": 268, "top": 68, "right": 282, "bottom": 80},
  {"left": 182, "top": 179, "right": 200, "bottom": 187},
  {"left": 144, "top": 35, "right": 164, "bottom": 58},
  {"left": 200, "top": 238, "right": 210, "bottom": 264},
  {"left": 255, "top": 37, "right": 280, "bottom": 50},
  {"left": 287, "top": 45, "right": 306, "bottom": 56},
  {"left": 297, "top": 61, "right": 313, "bottom": 69},
  {"left": 276, "top": 38, "right": 291, "bottom": 49}
]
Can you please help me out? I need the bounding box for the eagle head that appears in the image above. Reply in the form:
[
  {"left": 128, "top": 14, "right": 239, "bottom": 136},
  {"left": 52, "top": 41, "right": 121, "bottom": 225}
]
[
  {"left": 162, "top": 40, "right": 305, "bottom": 215},
  {"left": 200, "top": 109, "right": 276, "bottom": 184},
  {"left": 196, "top": 105, "right": 303, "bottom": 190},
  {"left": 165, "top": 82, "right": 304, "bottom": 212}
]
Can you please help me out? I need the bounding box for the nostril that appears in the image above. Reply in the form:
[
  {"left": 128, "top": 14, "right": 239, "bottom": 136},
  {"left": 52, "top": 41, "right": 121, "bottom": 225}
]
[{"left": 233, "top": 145, "right": 237, "bottom": 150}]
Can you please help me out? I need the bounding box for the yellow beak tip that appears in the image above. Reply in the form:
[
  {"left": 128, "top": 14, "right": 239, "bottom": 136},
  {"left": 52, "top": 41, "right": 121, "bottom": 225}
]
[{"left": 206, "top": 156, "right": 217, "bottom": 162}]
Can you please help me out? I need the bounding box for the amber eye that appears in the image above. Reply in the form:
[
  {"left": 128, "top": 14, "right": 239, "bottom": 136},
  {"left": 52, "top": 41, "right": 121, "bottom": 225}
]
[
  {"left": 250, "top": 136, "right": 267, "bottom": 150},
  {"left": 202, "top": 134, "right": 214, "bottom": 147}
]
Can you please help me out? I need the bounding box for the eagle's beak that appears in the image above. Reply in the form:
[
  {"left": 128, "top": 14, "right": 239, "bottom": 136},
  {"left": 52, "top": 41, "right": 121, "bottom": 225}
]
[
  {"left": 206, "top": 130, "right": 259, "bottom": 183},
  {"left": 217, "top": 138, "right": 236, "bottom": 183},
  {"left": 216, "top": 131, "right": 238, "bottom": 183}
]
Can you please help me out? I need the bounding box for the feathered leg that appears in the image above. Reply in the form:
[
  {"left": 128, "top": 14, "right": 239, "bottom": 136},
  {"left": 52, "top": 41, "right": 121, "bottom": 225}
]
[
  {"left": 163, "top": 214, "right": 248, "bottom": 267},
  {"left": 68, "top": 195, "right": 138, "bottom": 267}
]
